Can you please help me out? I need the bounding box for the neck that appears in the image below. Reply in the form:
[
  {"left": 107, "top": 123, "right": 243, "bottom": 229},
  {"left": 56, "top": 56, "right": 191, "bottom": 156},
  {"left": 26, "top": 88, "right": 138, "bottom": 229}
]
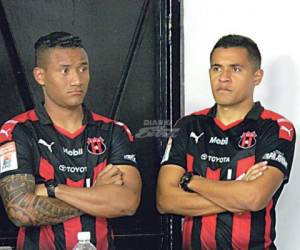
[
  {"left": 44, "top": 103, "right": 84, "bottom": 133},
  {"left": 216, "top": 101, "right": 254, "bottom": 125}
]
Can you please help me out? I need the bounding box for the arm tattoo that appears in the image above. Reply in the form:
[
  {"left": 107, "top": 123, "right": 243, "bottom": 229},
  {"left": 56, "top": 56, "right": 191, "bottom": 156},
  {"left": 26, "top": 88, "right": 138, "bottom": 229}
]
[{"left": 0, "top": 174, "right": 82, "bottom": 226}]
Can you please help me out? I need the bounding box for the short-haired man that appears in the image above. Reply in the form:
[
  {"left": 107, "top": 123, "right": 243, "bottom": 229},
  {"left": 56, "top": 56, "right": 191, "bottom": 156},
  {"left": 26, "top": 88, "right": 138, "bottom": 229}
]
[
  {"left": 0, "top": 31, "right": 141, "bottom": 250},
  {"left": 157, "top": 34, "right": 296, "bottom": 249}
]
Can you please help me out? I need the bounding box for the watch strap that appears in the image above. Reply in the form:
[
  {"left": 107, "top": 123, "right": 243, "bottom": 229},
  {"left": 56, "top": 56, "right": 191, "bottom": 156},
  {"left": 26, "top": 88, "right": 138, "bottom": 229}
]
[{"left": 45, "top": 179, "right": 57, "bottom": 198}]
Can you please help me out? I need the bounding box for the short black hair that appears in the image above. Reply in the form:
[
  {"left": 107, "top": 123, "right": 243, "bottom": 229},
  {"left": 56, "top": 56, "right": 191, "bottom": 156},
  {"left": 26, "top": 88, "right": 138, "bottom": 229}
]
[
  {"left": 210, "top": 34, "right": 261, "bottom": 70},
  {"left": 34, "top": 31, "right": 84, "bottom": 67}
]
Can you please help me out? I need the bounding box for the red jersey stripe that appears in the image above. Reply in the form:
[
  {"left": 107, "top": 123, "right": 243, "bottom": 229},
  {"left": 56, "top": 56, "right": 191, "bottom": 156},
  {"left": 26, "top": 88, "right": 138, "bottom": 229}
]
[
  {"left": 39, "top": 225, "right": 55, "bottom": 250},
  {"left": 264, "top": 200, "right": 273, "bottom": 250},
  {"left": 39, "top": 158, "right": 55, "bottom": 180},
  {"left": 232, "top": 156, "right": 255, "bottom": 250},
  {"left": 64, "top": 178, "right": 84, "bottom": 250},
  {"left": 182, "top": 217, "right": 193, "bottom": 250},
  {"left": 16, "top": 228, "right": 26, "bottom": 250},
  {"left": 200, "top": 168, "right": 221, "bottom": 250},
  {"left": 182, "top": 154, "right": 195, "bottom": 249},
  {"left": 96, "top": 217, "right": 109, "bottom": 250},
  {"left": 186, "top": 154, "right": 194, "bottom": 172}
]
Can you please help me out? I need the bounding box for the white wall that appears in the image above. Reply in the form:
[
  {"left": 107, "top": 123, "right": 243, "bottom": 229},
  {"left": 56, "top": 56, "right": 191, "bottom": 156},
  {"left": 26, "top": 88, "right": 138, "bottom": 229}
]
[{"left": 184, "top": 1, "right": 300, "bottom": 249}]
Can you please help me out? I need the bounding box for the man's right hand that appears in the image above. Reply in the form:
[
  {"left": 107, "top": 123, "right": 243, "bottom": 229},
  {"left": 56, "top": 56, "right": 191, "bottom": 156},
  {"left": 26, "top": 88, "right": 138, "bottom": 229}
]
[
  {"left": 238, "top": 161, "right": 268, "bottom": 181},
  {"left": 94, "top": 164, "right": 124, "bottom": 186}
]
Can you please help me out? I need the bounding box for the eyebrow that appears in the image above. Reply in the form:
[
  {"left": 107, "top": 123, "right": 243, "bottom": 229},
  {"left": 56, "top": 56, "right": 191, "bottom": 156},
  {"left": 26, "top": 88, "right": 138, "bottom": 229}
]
[
  {"left": 210, "top": 64, "right": 221, "bottom": 67},
  {"left": 58, "top": 62, "right": 89, "bottom": 67},
  {"left": 210, "top": 63, "right": 244, "bottom": 68}
]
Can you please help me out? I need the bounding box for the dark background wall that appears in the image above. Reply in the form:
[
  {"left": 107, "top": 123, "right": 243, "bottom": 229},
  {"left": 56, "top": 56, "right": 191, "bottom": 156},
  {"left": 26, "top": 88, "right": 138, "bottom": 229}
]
[{"left": 0, "top": 0, "right": 181, "bottom": 249}]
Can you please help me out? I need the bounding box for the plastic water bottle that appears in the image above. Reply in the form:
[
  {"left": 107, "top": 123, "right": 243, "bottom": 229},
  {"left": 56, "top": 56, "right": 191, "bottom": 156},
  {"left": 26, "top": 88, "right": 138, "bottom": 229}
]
[{"left": 72, "top": 231, "right": 96, "bottom": 250}]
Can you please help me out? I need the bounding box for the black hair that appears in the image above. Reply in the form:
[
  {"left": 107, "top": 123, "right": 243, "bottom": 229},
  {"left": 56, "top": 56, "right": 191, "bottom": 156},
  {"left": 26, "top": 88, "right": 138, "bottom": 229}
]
[
  {"left": 210, "top": 34, "right": 261, "bottom": 70},
  {"left": 34, "top": 31, "right": 84, "bottom": 67}
]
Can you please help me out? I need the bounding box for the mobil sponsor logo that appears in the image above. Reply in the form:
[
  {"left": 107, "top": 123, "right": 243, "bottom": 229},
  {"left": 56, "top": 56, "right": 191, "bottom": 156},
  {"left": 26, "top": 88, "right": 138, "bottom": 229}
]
[
  {"left": 63, "top": 147, "right": 83, "bottom": 156},
  {"left": 59, "top": 164, "right": 88, "bottom": 173},
  {"left": 209, "top": 136, "right": 228, "bottom": 145},
  {"left": 200, "top": 153, "right": 230, "bottom": 163},
  {"left": 262, "top": 150, "right": 288, "bottom": 169}
]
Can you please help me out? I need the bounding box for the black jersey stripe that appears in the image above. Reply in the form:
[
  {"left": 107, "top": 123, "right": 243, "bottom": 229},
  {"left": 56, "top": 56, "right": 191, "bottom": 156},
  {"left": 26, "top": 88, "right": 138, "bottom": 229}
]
[
  {"left": 216, "top": 213, "right": 233, "bottom": 250},
  {"left": 81, "top": 214, "right": 96, "bottom": 246},
  {"left": 191, "top": 216, "right": 201, "bottom": 250},
  {"left": 23, "top": 226, "right": 39, "bottom": 250},
  {"left": 52, "top": 223, "right": 66, "bottom": 250}
]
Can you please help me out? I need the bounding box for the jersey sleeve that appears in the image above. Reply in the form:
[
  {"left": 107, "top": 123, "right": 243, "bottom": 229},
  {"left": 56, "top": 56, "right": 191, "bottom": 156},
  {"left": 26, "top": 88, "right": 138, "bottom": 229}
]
[
  {"left": 0, "top": 124, "right": 34, "bottom": 179},
  {"left": 108, "top": 123, "right": 137, "bottom": 167},
  {"left": 160, "top": 116, "right": 191, "bottom": 170},
  {"left": 255, "top": 121, "right": 296, "bottom": 183}
]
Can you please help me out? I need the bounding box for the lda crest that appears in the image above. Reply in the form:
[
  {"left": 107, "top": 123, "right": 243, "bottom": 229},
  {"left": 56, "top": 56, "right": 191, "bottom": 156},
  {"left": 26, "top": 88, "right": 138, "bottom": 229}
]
[
  {"left": 238, "top": 131, "right": 257, "bottom": 149},
  {"left": 87, "top": 137, "right": 106, "bottom": 155}
]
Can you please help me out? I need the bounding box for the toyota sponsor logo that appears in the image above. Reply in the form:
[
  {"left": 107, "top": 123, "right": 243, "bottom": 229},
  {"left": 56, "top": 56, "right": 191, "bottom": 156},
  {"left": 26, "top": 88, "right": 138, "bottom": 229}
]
[
  {"left": 59, "top": 164, "right": 88, "bottom": 173},
  {"left": 200, "top": 153, "right": 230, "bottom": 163},
  {"left": 262, "top": 150, "right": 288, "bottom": 169},
  {"left": 63, "top": 147, "right": 83, "bottom": 156},
  {"left": 209, "top": 136, "right": 228, "bottom": 145}
]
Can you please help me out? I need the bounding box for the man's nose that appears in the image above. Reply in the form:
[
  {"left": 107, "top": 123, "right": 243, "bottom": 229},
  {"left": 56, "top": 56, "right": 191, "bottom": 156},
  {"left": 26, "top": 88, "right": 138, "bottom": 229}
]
[
  {"left": 70, "top": 70, "right": 81, "bottom": 86},
  {"left": 219, "top": 68, "right": 231, "bottom": 82}
]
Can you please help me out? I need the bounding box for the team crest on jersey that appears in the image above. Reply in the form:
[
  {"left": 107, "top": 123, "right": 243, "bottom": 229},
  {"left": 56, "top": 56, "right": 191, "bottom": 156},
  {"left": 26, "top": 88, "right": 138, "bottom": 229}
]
[
  {"left": 87, "top": 137, "right": 106, "bottom": 155},
  {"left": 238, "top": 131, "right": 257, "bottom": 149}
]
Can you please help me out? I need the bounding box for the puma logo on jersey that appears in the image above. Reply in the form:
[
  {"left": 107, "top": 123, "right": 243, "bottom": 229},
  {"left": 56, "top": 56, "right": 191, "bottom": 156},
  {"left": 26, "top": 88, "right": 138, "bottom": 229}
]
[
  {"left": 190, "top": 132, "right": 204, "bottom": 144},
  {"left": 0, "top": 128, "right": 11, "bottom": 137},
  {"left": 38, "top": 139, "right": 55, "bottom": 152},
  {"left": 280, "top": 126, "right": 293, "bottom": 137}
]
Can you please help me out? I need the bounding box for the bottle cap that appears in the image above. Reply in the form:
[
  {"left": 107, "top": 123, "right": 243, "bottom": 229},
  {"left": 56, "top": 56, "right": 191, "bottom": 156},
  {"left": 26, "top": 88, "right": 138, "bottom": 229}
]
[{"left": 77, "top": 231, "right": 91, "bottom": 241}]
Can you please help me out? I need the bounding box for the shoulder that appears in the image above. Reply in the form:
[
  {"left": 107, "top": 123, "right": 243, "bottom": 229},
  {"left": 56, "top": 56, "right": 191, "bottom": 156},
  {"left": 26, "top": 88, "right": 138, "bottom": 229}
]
[
  {"left": 259, "top": 108, "right": 295, "bottom": 142},
  {"left": 191, "top": 107, "right": 211, "bottom": 116},
  {"left": 0, "top": 109, "right": 37, "bottom": 144},
  {"left": 175, "top": 107, "right": 211, "bottom": 128},
  {"left": 91, "top": 112, "right": 134, "bottom": 141}
]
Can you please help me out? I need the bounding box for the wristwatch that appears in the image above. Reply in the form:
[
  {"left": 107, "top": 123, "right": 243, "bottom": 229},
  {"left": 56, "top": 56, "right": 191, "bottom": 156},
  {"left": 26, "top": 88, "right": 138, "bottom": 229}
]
[
  {"left": 179, "top": 172, "right": 196, "bottom": 192},
  {"left": 45, "top": 179, "right": 58, "bottom": 198}
]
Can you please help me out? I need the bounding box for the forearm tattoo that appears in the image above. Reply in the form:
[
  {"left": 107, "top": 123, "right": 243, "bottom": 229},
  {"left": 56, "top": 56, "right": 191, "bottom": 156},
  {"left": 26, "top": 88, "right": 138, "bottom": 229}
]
[{"left": 0, "top": 174, "right": 82, "bottom": 226}]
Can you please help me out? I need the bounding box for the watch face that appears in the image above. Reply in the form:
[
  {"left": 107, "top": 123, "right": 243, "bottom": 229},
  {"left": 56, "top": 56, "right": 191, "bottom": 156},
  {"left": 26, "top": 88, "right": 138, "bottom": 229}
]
[{"left": 180, "top": 172, "right": 193, "bottom": 192}]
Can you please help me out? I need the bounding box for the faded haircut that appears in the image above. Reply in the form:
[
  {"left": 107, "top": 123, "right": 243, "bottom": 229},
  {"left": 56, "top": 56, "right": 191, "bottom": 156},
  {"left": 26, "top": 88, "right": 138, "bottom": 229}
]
[{"left": 34, "top": 31, "right": 84, "bottom": 67}]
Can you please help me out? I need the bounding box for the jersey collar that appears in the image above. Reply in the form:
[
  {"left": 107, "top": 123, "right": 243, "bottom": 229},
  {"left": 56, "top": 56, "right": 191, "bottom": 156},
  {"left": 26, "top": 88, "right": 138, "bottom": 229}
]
[
  {"left": 207, "top": 101, "right": 264, "bottom": 120},
  {"left": 35, "top": 103, "right": 96, "bottom": 125}
]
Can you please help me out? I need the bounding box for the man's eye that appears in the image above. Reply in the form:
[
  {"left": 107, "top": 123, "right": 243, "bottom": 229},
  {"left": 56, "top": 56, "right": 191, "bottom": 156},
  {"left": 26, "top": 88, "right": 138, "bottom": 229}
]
[
  {"left": 211, "top": 66, "right": 221, "bottom": 72},
  {"left": 233, "top": 67, "right": 241, "bottom": 72},
  {"left": 79, "top": 67, "right": 88, "bottom": 73},
  {"left": 61, "top": 68, "right": 69, "bottom": 74}
]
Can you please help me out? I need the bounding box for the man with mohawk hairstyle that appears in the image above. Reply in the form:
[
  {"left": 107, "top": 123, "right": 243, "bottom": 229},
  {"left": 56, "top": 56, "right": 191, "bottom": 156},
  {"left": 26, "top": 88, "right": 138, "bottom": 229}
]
[{"left": 0, "top": 31, "right": 141, "bottom": 250}]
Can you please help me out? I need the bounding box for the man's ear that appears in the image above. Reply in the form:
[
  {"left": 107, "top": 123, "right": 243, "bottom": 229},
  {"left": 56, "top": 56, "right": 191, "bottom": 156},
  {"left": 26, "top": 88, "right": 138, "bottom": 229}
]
[
  {"left": 253, "top": 69, "right": 264, "bottom": 86},
  {"left": 33, "top": 67, "right": 45, "bottom": 86}
]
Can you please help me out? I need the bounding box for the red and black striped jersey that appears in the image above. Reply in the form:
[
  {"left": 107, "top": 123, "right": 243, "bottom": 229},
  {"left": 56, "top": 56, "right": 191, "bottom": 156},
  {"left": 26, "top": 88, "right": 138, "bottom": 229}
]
[
  {"left": 0, "top": 103, "right": 137, "bottom": 250},
  {"left": 161, "top": 102, "right": 296, "bottom": 250}
]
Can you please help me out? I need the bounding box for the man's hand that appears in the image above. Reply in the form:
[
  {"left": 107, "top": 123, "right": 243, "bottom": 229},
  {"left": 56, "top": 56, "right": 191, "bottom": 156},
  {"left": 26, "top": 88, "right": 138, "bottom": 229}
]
[
  {"left": 237, "top": 161, "right": 268, "bottom": 181},
  {"left": 35, "top": 184, "right": 48, "bottom": 197},
  {"left": 95, "top": 164, "right": 124, "bottom": 186}
]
